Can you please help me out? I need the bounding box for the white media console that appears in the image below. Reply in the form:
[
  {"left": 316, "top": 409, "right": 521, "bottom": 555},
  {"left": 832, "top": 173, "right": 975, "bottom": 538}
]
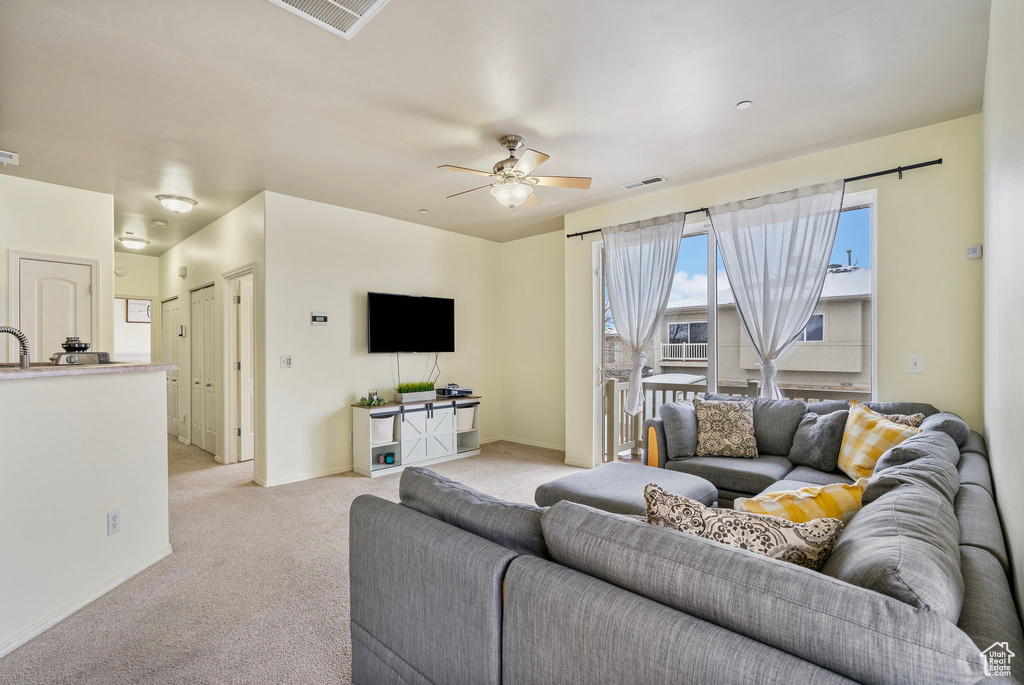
[{"left": 352, "top": 396, "right": 482, "bottom": 477}]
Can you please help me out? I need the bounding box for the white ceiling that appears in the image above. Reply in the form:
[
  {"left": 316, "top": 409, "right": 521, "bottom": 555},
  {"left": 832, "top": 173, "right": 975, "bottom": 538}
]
[{"left": 0, "top": 0, "right": 990, "bottom": 254}]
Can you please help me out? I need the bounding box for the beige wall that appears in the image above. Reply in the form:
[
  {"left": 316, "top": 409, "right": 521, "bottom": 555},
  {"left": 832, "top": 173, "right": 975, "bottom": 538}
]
[
  {"left": 983, "top": 0, "right": 1024, "bottom": 623},
  {"left": 0, "top": 371, "right": 170, "bottom": 655},
  {"left": 115, "top": 252, "right": 160, "bottom": 361},
  {"left": 0, "top": 175, "right": 114, "bottom": 359},
  {"left": 566, "top": 115, "right": 984, "bottom": 466},
  {"left": 261, "top": 192, "right": 504, "bottom": 486},
  {"left": 158, "top": 193, "right": 266, "bottom": 476},
  {"left": 499, "top": 229, "right": 567, "bottom": 449}
]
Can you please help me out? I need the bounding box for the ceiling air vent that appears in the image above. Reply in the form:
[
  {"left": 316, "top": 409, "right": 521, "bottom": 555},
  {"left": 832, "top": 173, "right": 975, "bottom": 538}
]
[
  {"left": 265, "top": 0, "right": 391, "bottom": 39},
  {"left": 0, "top": 149, "right": 20, "bottom": 166},
  {"left": 621, "top": 175, "right": 666, "bottom": 190}
]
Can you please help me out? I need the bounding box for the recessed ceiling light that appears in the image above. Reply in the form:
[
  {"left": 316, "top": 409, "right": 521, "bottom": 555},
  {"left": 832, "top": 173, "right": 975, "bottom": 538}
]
[
  {"left": 156, "top": 194, "right": 197, "bottom": 214},
  {"left": 736, "top": 100, "right": 753, "bottom": 110},
  {"left": 419, "top": 209, "right": 429, "bottom": 214},
  {"left": 119, "top": 235, "right": 150, "bottom": 250},
  {"left": 150, "top": 219, "right": 168, "bottom": 228}
]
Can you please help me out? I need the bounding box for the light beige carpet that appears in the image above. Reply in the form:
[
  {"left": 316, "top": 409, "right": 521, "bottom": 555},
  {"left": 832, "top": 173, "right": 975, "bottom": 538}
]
[{"left": 0, "top": 438, "right": 579, "bottom": 684}]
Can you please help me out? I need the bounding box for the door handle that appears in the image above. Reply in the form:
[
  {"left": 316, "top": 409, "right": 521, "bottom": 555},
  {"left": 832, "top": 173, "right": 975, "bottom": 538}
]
[{"left": 206, "top": 383, "right": 211, "bottom": 387}]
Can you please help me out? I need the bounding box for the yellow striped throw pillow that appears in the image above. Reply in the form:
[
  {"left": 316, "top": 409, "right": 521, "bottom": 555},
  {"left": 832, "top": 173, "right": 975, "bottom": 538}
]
[
  {"left": 734, "top": 479, "right": 869, "bottom": 523},
  {"left": 837, "top": 400, "right": 922, "bottom": 480}
]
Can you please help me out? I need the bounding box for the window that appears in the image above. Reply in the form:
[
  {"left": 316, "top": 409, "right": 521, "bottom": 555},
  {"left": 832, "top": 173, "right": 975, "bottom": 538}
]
[
  {"left": 795, "top": 314, "right": 824, "bottom": 342},
  {"left": 667, "top": 321, "right": 707, "bottom": 344}
]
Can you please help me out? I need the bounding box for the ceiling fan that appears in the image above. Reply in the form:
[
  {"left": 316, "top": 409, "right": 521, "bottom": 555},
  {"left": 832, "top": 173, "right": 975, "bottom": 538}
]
[{"left": 438, "top": 135, "right": 592, "bottom": 210}]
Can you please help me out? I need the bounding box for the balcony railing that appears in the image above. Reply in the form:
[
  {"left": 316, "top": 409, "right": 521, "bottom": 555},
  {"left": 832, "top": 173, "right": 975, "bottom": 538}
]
[{"left": 661, "top": 342, "right": 708, "bottom": 361}]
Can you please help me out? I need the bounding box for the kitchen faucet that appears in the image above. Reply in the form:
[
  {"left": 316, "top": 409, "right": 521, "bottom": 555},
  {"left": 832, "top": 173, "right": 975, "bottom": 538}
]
[{"left": 0, "top": 327, "right": 31, "bottom": 368}]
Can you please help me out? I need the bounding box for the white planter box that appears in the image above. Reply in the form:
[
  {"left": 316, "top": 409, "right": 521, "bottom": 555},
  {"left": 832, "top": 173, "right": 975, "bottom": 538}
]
[
  {"left": 396, "top": 390, "right": 436, "bottom": 403},
  {"left": 371, "top": 415, "right": 396, "bottom": 445},
  {"left": 457, "top": 406, "right": 475, "bottom": 432}
]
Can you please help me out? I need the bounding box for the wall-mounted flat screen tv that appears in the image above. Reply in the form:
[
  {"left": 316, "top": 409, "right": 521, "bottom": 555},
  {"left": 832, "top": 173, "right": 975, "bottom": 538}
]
[{"left": 367, "top": 292, "right": 455, "bottom": 354}]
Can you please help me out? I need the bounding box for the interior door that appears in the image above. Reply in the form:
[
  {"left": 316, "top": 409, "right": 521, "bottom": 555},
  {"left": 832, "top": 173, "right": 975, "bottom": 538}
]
[
  {"left": 190, "top": 288, "right": 206, "bottom": 449},
  {"left": 18, "top": 258, "right": 93, "bottom": 362},
  {"left": 238, "top": 278, "right": 255, "bottom": 462},
  {"left": 161, "top": 299, "right": 180, "bottom": 436},
  {"left": 202, "top": 286, "right": 217, "bottom": 453}
]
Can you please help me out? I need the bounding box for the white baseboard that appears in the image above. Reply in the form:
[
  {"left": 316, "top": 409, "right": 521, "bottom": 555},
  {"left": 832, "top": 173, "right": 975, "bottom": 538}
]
[
  {"left": 176, "top": 436, "right": 189, "bottom": 445},
  {"left": 482, "top": 436, "right": 566, "bottom": 451},
  {"left": 256, "top": 465, "right": 353, "bottom": 487},
  {"left": 0, "top": 544, "right": 173, "bottom": 658}
]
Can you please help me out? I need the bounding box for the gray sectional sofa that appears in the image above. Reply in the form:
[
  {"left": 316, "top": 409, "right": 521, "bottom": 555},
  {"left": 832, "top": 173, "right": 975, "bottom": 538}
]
[{"left": 349, "top": 399, "right": 1023, "bottom": 684}]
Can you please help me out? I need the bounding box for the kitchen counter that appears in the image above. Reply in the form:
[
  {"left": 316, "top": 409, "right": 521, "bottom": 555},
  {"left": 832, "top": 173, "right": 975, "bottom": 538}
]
[{"left": 0, "top": 361, "right": 177, "bottom": 381}]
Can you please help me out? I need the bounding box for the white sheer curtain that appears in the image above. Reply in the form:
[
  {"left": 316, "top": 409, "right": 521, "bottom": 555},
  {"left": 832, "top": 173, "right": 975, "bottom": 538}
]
[
  {"left": 709, "top": 180, "right": 845, "bottom": 399},
  {"left": 602, "top": 213, "right": 685, "bottom": 415}
]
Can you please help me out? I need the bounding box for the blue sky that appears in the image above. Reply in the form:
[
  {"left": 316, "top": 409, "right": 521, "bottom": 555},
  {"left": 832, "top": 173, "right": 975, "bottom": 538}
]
[{"left": 668, "top": 207, "right": 871, "bottom": 306}]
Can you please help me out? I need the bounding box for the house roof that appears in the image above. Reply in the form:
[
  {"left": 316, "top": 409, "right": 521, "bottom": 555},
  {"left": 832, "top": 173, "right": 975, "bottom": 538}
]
[{"left": 668, "top": 267, "right": 870, "bottom": 310}]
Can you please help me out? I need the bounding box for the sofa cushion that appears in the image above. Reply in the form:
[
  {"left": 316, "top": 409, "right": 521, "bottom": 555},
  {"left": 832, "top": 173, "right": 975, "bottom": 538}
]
[
  {"left": 658, "top": 400, "right": 698, "bottom": 459},
  {"left": 961, "top": 430, "right": 988, "bottom": 458},
  {"left": 785, "top": 466, "right": 854, "bottom": 486},
  {"left": 534, "top": 462, "right": 717, "bottom": 514},
  {"left": 820, "top": 482, "right": 963, "bottom": 622},
  {"left": 645, "top": 484, "right": 843, "bottom": 570},
  {"left": 704, "top": 394, "right": 807, "bottom": 455},
  {"left": 957, "top": 452, "right": 993, "bottom": 495},
  {"left": 804, "top": 400, "right": 940, "bottom": 417},
  {"left": 734, "top": 479, "right": 868, "bottom": 523},
  {"left": 398, "top": 467, "right": 549, "bottom": 558},
  {"left": 693, "top": 397, "right": 758, "bottom": 458},
  {"left": 540, "top": 501, "right": 986, "bottom": 684},
  {"left": 664, "top": 454, "right": 793, "bottom": 494},
  {"left": 920, "top": 412, "right": 971, "bottom": 447},
  {"left": 863, "top": 457, "right": 960, "bottom": 505},
  {"left": 838, "top": 400, "right": 922, "bottom": 480},
  {"left": 788, "top": 410, "right": 847, "bottom": 471},
  {"left": 877, "top": 411, "right": 925, "bottom": 427},
  {"left": 873, "top": 430, "right": 961, "bottom": 472},
  {"left": 957, "top": 546, "right": 1024, "bottom": 657},
  {"left": 955, "top": 484, "right": 1010, "bottom": 573}
]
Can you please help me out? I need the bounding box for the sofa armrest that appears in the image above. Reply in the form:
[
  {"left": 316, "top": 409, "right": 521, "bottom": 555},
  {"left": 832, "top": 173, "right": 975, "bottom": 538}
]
[{"left": 643, "top": 417, "right": 668, "bottom": 468}]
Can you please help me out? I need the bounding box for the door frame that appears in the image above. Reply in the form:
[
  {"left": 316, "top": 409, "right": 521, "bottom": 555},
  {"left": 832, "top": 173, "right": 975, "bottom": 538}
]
[
  {"left": 223, "top": 262, "right": 259, "bottom": 467},
  {"left": 115, "top": 293, "right": 158, "bottom": 362},
  {"left": 7, "top": 250, "right": 100, "bottom": 362}
]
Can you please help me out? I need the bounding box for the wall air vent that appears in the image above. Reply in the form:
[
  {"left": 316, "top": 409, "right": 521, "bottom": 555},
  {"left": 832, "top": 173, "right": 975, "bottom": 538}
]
[
  {"left": 0, "top": 149, "right": 20, "bottom": 166},
  {"left": 264, "top": 0, "right": 390, "bottom": 39},
  {"left": 621, "top": 175, "right": 666, "bottom": 190}
]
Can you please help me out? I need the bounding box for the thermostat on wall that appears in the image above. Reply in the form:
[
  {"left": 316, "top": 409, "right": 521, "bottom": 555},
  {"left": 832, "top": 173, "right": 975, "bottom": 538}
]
[
  {"left": 311, "top": 312, "right": 328, "bottom": 326},
  {"left": 967, "top": 245, "right": 983, "bottom": 259}
]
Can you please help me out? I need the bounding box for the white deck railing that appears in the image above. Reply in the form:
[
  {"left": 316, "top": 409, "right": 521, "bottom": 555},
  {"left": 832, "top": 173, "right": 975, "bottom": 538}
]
[{"left": 661, "top": 342, "right": 708, "bottom": 361}]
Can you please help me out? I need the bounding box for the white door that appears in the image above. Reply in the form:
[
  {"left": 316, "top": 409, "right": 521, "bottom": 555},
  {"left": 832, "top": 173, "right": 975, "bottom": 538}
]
[
  {"left": 161, "top": 299, "right": 181, "bottom": 436},
  {"left": 191, "top": 288, "right": 206, "bottom": 451},
  {"left": 203, "top": 286, "right": 217, "bottom": 453},
  {"left": 238, "top": 278, "right": 255, "bottom": 462},
  {"left": 18, "top": 258, "right": 93, "bottom": 362}
]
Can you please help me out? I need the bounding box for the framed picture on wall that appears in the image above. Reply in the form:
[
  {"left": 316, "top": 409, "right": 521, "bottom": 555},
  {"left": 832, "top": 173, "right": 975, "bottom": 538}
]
[{"left": 127, "top": 298, "right": 152, "bottom": 323}]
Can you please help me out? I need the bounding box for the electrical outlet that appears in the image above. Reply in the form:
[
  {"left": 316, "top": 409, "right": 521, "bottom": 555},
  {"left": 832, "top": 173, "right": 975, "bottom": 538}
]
[
  {"left": 908, "top": 355, "right": 924, "bottom": 374},
  {"left": 107, "top": 509, "right": 120, "bottom": 536},
  {"left": 280, "top": 355, "right": 293, "bottom": 368}
]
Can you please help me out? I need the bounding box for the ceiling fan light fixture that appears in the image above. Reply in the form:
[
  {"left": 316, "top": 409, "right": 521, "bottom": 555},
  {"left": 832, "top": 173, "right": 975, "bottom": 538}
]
[
  {"left": 157, "top": 194, "right": 197, "bottom": 214},
  {"left": 119, "top": 236, "right": 150, "bottom": 250},
  {"left": 489, "top": 180, "right": 534, "bottom": 209}
]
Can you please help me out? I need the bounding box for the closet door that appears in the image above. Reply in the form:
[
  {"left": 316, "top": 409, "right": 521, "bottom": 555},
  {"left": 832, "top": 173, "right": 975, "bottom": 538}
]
[
  {"left": 202, "top": 287, "right": 217, "bottom": 452},
  {"left": 191, "top": 289, "right": 205, "bottom": 449},
  {"left": 161, "top": 299, "right": 180, "bottom": 436}
]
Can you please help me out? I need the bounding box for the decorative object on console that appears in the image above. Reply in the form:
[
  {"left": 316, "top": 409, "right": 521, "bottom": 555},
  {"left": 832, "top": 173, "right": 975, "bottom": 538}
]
[
  {"left": 693, "top": 397, "right": 758, "bottom": 458},
  {"left": 396, "top": 381, "right": 436, "bottom": 403},
  {"left": 377, "top": 454, "right": 385, "bottom": 464},
  {"left": 357, "top": 395, "right": 388, "bottom": 407},
  {"left": 644, "top": 484, "right": 843, "bottom": 570},
  {"left": 437, "top": 383, "right": 472, "bottom": 397},
  {"left": 838, "top": 400, "right": 922, "bottom": 479},
  {"left": 385, "top": 453, "right": 395, "bottom": 465}
]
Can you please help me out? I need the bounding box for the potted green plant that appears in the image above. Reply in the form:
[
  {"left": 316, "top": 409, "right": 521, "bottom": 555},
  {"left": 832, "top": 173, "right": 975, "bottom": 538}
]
[{"left": 396, "top": 381, "right": 436, "bottom": 403}]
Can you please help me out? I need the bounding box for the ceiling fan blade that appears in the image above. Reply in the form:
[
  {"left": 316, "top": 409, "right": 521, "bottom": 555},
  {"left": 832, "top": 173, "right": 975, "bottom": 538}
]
[
  {"left": 529, "top": 175, "right": 592, "bottom": 190},
  {"left": 446, "top": 184, "right": 493, "bottom": 199},
  {"left": 438, "top": 165, "right": 493, "bottom": 177},
  {"left": 512, "top": 149, "right": 550, "bottom": 175},
  {"left": 521, "top": 193, "right": 541, "bottom": 209}
]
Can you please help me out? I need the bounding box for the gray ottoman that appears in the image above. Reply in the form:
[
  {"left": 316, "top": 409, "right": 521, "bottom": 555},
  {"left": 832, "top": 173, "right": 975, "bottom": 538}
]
[{"left": 535, "top": 462, "right": 717, "bottom": 516}]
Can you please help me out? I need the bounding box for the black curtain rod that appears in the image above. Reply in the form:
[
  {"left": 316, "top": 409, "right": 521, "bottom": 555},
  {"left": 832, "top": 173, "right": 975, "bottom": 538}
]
[{"left": 564, "top": 157, "right": 943, "bottom": 239}]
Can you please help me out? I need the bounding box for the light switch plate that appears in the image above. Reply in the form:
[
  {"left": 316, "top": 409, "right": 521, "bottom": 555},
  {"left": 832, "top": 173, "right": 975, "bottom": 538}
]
[{"left": 908, "top": 355, "right": 924, "bottom": 374}]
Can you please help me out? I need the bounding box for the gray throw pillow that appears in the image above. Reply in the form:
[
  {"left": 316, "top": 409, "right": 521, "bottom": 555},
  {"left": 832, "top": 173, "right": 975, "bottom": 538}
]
[
  {"left": 920, "top": 412, "right": 970, "bottom": 447},
  {"left": 864, "top": 456, "right": 960, "bottom": 504},
  {"left": 874, "top": 430, "right": 960, "bottom": 472},
  {"left": 658, "top": 400, "right": 698, "bottom": 459},
  {"left": 788, "top": 410, "right": 847, "bottom": 472}
]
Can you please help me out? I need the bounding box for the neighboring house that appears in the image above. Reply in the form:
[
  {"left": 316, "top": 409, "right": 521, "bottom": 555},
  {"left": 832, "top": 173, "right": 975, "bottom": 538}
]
[{"left": 654, "top": 266, "right": 872, "bottom": 399}]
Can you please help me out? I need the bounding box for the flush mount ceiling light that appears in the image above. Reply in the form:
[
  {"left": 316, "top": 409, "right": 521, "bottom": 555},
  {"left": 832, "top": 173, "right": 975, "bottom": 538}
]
[
  {"left": 150, "top": 219, "right": 168, "bottom": 228},
  {"left": 489, "top": 179, "right": 535, "bottom": 209},
  {"left": 119, "top": 234, "right": 150, "bottom": 250},
  {"left": 156, "top": 194, "right": 197, "bottom": 214},
  {"left": 418, "top": 209, "right": 429, "bottom": 214},
  {"left": 736, "top": 100, "right": 753, "bottom": 110}
]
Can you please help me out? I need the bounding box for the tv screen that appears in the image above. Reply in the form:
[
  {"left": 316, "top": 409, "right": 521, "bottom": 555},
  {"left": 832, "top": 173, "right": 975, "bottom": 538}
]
[{"left": 367, "top": 292, "right": 455, "bottom": 354}]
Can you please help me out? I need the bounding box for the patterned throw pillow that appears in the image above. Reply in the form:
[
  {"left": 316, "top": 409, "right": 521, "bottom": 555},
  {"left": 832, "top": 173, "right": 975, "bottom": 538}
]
[
  {"left": 693, "top": 397, "right": 758, "bottom": 458},
  {"left": 644, "top": 484, "right": 843, "bottom": 570},
  {"left": 734, "top": 479, "right": 869, "bottom": 524},
  {"left": 878, "top": 412, "right": 925, "bottom": 428},
  {"left": 838, "top": 400, "right": 922, "bottom": 480}
]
